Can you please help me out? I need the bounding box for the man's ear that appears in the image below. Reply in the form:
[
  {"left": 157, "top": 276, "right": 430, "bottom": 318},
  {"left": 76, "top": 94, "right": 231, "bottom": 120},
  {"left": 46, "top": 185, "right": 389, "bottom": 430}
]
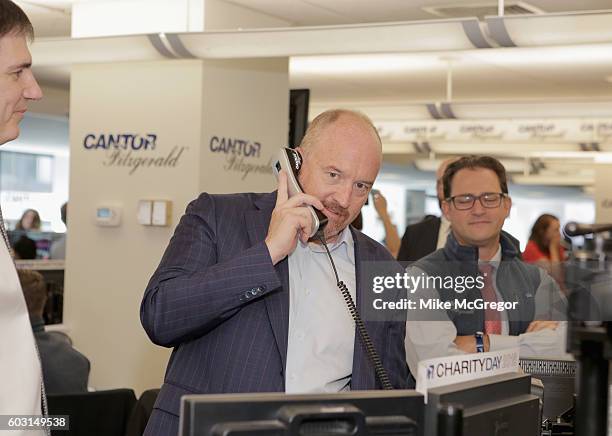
[
  {"left": 441, "top": 200, "right": 450, "bottom": 219},
  {"left": 504, "top": 195, "right": 512, "bottom": 218}
]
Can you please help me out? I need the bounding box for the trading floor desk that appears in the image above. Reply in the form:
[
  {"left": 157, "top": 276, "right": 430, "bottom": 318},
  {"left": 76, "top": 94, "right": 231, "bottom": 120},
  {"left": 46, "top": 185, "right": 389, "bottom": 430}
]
[{"left": 179, "top": 373, "right": 540, "bottom": 436}]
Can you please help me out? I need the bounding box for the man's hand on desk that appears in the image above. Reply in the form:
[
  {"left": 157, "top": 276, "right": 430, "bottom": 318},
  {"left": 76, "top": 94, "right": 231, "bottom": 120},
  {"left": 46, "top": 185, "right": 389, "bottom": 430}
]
[
  {"left": 454, "top": 334, "right": 490, "bottom": 353},
  {"left": 525, "top": 320, "right": 559, "bottom": 333}
]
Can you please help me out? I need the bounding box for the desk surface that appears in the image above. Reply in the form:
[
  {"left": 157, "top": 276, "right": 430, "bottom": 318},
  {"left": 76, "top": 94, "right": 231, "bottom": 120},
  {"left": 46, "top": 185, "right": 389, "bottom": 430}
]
[{"left": 15, "top": 259, "right": 65, "bottom": 270}]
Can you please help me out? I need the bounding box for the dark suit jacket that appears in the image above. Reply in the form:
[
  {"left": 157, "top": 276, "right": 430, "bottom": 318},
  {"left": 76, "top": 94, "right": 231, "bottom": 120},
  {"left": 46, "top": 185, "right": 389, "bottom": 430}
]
[
  {"left": 397, "top": 216, "right": 523, "bottom": 263},
  {"left": 397, "top": 216, "right": 441, "bottom": 262},
  {"left": 140, "top": 192, "right": 411, "bottom": 434},
  {"left": 32, "top": 317, "right": 90, "bottom": 395}
]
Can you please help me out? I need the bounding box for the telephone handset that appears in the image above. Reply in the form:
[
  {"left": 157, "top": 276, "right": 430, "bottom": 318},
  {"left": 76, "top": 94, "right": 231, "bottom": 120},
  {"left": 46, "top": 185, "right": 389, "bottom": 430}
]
[
  {"left": 273, "top": 147, "right": 328, "bottom": 238},
  {"left": 272, "top": 147, "right": 394, "bottom": 390}
]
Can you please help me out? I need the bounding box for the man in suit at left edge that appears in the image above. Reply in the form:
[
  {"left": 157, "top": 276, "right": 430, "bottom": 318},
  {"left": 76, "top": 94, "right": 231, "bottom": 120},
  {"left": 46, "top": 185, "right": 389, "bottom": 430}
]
[
  {"left": 0, "top": 2, "right": 45, "bottom": 434},
  {"left": 140, "top": 109, "right": 412, "bottom": 436}
]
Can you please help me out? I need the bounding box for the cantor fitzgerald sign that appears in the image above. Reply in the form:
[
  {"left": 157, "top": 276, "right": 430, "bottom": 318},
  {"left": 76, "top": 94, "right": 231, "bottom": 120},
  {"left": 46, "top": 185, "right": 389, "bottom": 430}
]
[
  {"left": 82, "top": 133, "right": 186, "bottom": 175},
  {"left": 208, "top": 135, "right": 273, "bottom": 181}
]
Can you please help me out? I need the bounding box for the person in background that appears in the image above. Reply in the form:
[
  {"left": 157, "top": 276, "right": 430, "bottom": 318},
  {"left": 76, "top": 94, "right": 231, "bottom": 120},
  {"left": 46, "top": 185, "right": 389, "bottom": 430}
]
[
  {"left": 371, "top": 190, "right": 401, "bottom": 257},
  {"left": 523, "top": 214, "right": 566, "bottom": 289},
  {"left": 18, "top": 269, "right": 90, "bottom": 394},
  {"left": 0, "top": 0, "right": 44, "bottom": 428},
  {"left": 396, "top": 158, "right": 458, "bottom": 262},
  {"left": 16, "top": 207, "right": 41, "bottom": 230},
  {"left": 50, "top": 202, "right": 67, "bottom": 259},
  {"left": 404, "top": 156, "right": 568, "bottom": 375},
  {"left": 13, "top": 234, "right": 36, "bottom": 259},
  {"left": 396, "top": 157, "right": 522, "bottom": 262},
  {"left": 141, "top": 109, "right": 410, "bottom": 435}
]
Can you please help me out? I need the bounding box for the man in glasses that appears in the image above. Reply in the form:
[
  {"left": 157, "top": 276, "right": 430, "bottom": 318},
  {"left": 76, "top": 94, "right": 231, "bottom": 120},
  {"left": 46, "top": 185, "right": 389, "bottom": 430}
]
[
  {"left": 404, "top": 156, "right": 568, "bottom": 374},
  {"left": 396, "top": 157, "right": 522, "bottom": 262}
]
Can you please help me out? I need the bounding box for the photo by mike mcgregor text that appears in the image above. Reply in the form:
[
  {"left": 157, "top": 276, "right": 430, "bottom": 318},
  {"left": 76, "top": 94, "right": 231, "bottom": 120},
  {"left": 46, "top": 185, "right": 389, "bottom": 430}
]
[{"left": 372, "top": 297, "right": 519, "bottom": 311}]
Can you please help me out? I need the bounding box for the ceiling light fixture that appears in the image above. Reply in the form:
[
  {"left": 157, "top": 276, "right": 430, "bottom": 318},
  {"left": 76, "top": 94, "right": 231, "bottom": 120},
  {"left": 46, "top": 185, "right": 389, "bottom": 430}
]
[{"left": 31, "top": 10, "right": 612, "bottom": 65}]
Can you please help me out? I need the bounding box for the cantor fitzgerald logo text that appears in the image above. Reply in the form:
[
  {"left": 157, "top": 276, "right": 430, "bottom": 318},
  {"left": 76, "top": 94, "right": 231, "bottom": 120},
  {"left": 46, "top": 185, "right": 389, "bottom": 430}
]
[
  {"left": 427, "top": 356, "right": 503, "bottom": 380},
  {"left": 82, "top": 132, "right": 187, "bottom": 175},
  {"left": 103, "top": 146, "right": 186, "bottom": 175},
  {"left": 83, "top": 133, "right": 157, "bottom": 150}
]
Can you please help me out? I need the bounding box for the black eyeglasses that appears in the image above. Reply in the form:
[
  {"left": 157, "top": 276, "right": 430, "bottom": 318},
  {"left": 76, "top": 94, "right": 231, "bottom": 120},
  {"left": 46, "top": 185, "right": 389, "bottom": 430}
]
[{"left": 447, "top": 192, "right": 506, "bottom": 210}]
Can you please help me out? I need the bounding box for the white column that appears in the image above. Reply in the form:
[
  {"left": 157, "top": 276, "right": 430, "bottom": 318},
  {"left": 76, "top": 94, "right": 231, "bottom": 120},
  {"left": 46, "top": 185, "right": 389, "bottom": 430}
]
[{"left": 66, "top": 2, "right": 289, "bottom": 394}]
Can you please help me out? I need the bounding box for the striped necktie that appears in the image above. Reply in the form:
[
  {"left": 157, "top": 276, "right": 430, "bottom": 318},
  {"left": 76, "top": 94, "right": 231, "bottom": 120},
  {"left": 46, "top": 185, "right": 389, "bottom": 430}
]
[{"left": 478, "top": 263, "right": 502, "bottom": 335}]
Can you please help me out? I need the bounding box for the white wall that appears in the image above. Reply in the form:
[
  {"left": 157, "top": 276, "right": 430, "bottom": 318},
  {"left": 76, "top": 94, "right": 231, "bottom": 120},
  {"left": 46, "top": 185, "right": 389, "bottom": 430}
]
[
  {"left": 29, "top": 85, "right": 70, "bottom": 118},
  {"left": 200, "top": 57, "right": 288, "bottom": 194},
  {"left": 66, "top": 56, "right": 288, "bottom": 395},
  {"left": 67, "top": 60, "right": 204, "bottom": 394}
]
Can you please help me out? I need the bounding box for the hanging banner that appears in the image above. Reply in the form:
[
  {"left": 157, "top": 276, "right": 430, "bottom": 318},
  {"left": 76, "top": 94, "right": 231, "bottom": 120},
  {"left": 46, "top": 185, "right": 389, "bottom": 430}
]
[{"left": 376, "top": 118, "right": 612, "bottom": 144}]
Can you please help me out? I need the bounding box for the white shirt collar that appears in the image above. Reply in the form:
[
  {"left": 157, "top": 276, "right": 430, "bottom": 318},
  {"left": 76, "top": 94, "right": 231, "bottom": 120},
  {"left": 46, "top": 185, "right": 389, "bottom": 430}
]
[
  {"left": 304, "top": 226, "right": 355, "bottom": 264},
  {"left": 479, "top": 244, "right": 502, "bottom": 264}
]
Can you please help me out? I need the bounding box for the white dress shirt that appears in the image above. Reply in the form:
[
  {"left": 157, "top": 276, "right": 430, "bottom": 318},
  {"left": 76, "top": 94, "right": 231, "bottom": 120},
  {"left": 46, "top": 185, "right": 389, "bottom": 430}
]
[
  {"left": 0, "top": 241, "right": 44, "bottom": 436},
  {"left": 405, "top": 245, "right": 572, "bottom": 375},
  {"left": 435, "top": 216, "right": 451, "bottom": 250},
  {"left": 285, "top": 226, "right": 356, "bottom": 393}
]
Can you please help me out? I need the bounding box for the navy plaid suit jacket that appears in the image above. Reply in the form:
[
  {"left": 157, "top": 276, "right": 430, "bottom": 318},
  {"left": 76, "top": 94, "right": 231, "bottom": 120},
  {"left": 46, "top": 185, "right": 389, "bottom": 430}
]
[{"left": 140, "top": 191, "right": 412, "bottom": 435}]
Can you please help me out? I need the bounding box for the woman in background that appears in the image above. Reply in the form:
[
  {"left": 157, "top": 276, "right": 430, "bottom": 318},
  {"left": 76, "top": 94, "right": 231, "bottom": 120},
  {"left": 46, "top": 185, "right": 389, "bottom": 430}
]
[
  {"left": 15, "top": 208, "right": 41, "bottom": 231},
  {"left": 523, "top": 213, "right": 566, "bottom": 289}
]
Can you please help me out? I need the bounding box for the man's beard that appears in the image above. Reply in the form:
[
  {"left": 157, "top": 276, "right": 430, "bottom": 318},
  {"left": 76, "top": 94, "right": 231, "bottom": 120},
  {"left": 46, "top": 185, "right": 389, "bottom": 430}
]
[{"left": 321, "top": 200, "right": 350, "bottom": 240}]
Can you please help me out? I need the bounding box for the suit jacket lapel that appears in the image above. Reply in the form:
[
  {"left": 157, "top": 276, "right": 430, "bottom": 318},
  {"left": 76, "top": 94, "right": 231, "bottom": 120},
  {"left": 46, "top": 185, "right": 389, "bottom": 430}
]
[
  {"left": 351, "top": 228, "right": 378, "bottom": 390},
  {"left": 247, "top": 192, "right": 290, "bottom": 375},
  {"left": 429, "top": 217, "right": 442, "bottom": 253}
]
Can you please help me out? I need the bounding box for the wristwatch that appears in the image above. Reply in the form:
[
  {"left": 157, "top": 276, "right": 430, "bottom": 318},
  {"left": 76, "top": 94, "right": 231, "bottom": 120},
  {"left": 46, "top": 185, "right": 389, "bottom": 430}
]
[{"left": 475, "top": 331, "right": 485, "bottom": 353}]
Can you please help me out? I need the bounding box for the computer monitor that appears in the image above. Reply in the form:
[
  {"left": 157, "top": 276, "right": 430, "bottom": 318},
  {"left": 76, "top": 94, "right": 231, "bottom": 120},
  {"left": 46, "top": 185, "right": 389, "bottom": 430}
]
[
  {"left": 180, "top": 390, "right": 424, "bottom": 436},
  {"left": 425, "top": 373, "right": 540, "bottom": 436},
  {"left": 520, "top": 358, "right": 576, "bottom": 420}
]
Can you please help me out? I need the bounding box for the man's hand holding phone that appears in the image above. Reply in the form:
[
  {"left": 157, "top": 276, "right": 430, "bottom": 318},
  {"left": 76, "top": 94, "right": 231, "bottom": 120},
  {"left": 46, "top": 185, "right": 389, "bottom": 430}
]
[{"left": 265, "top": 170, "right": 324, "bottom": 265}]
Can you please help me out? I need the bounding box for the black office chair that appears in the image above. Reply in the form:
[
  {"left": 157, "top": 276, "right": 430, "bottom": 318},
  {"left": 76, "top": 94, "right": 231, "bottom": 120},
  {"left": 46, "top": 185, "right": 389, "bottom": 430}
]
[
  {"left": 125, "top": 388, "right": 160, "bottom": 436},
  {"left": 48, "top": 388, "right": 136, "bottom": 436}
]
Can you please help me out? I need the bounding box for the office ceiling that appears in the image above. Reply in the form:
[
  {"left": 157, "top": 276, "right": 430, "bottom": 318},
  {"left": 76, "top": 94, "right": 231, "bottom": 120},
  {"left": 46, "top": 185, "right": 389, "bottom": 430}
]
[
  {"left": 224, "top": 0, "right": 611, "bottom": 25},
  {"left": 15, "top": 0, "right": 612, "bottom": 187},
  {"left": 24, "top": 0, "right": 612, "bottom": 101},
  {"left": 291, "top": 44, "right": 612, "bottom": 105},
  {"left": 16, "top": 0, "right": 611, "bottom": 36}
]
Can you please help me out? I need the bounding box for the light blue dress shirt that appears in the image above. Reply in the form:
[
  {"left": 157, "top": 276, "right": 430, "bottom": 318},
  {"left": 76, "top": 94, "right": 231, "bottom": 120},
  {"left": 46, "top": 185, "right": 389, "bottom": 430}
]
[{"left": 285, "top": 226, "right": 357, "bottom": 393}]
